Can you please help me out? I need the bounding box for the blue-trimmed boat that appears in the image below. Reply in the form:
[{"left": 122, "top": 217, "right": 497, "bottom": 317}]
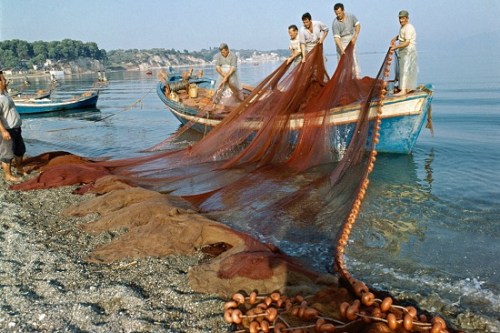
[
  {"left": 15, "top": 90, "right": 99, "bottom": 115},
  {"left": 156, "top": 78, "right": 433, "bottom": 154}
]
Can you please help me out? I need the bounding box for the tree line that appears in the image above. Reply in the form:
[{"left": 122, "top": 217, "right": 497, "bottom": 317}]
[{"left": 0, "top": 39, "right": 107, "bottom": 70}]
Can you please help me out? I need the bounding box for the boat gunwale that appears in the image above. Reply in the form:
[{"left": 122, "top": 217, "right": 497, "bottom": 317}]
[
  {"left": 157, "top": 81, "right": 432, "bottom": 128},
  {"left": 14, "top": 91, "right": 99, "bottom": 108}
]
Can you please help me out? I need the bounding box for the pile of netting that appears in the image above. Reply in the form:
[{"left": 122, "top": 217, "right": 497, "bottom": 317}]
[{"left": 12, "top": 43, "right": 458, "bottom": 332}]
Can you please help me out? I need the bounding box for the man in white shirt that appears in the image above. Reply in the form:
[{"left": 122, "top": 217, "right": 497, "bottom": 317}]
[
  {"left": 286, "top": 24, "right": 302, "bottom": 65},
  {"left": 299, "top": 12, "right": 329, "bottom": 63},
  {"left": 390, "top": 10, "right": 418, "bottom": 95}
]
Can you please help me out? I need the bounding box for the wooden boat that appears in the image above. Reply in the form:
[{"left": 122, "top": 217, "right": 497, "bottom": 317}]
[
  {"left": 15, "top": 91, "right": 99, "bottom": 115},
  {"left": 156, "top": 78, "right": 433, "bottom": 154}
]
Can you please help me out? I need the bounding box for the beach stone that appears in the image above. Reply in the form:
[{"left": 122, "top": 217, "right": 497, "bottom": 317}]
[{"left": 0, "top": 177, "right": 227, "bottom": 332}]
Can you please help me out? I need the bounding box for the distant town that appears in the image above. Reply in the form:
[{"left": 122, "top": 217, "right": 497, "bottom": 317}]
[{"left": 0, "top": 39, "right": 288, "bottom": 77}]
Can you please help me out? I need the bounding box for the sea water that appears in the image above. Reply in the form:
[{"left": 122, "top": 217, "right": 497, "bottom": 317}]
[{"left": 15, "top": 53, "right": 500, "bottom": 332}]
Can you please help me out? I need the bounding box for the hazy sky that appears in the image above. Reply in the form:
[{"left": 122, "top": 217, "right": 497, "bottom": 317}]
[{"left": 1, "top": 0, "right": 499, "bottom": 55}]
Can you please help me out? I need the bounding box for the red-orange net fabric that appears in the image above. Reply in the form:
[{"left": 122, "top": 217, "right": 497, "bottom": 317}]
[
  {"left": 14, "top": 43, "right": 386, "bottom": 271},
  {"left": 13, "top": 44, "right": 459, "bottom": 332}
]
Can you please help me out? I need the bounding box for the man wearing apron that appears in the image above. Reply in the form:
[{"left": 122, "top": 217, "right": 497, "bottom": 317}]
[{"left": 214, "top": 43, "right": 242, "bottom": 101}]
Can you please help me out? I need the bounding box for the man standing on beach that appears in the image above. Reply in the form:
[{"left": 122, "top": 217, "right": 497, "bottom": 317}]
[
  {"left": 0, "top": 74, "right": 27, "bottom": 182},
  {"left": 332, "top": 3, "right": 360, "bottom": 76}
]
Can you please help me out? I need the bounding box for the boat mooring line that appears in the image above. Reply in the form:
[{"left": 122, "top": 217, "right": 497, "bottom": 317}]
[{"left": 45, "top": 85, "right": 157, "bottom": 133}]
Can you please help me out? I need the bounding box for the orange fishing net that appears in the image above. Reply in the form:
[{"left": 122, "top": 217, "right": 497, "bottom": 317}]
[
  {"left": 12, "top": 43, "right": 458, "bottom": 332},
  {"left": 15, "top": 43, "right": 375, "bottom": 229}
]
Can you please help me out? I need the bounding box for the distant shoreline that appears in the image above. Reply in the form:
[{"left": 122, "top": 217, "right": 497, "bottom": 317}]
[{"left": 4, "top": 64, "right": 208, "bottom": 81}]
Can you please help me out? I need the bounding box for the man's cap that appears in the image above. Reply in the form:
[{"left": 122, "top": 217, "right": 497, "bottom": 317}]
[
  {"left": 219, "top": 43, "right": 228, "bottom": 50},
  {"left": 398, "top": 10, "right": 409, "bottom": 18}
]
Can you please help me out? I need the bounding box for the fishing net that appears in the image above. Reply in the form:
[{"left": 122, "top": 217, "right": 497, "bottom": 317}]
[
  {"left": 16, "top": 43, "right": 375, "bottom": 216},
  {"left": 12, "top": 43, "right": 455, "bottom": 332}
]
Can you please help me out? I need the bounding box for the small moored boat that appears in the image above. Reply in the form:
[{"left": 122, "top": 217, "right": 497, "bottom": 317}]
[{"left": 15, "top": 90, "right": 99, "bottom": 115}]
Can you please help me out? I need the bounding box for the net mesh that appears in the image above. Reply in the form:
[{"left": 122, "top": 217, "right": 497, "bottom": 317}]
[
  {"left": 14, "top": 41, "right": 385, "bottom": 282},
  {"left": 11, "top": 43, "right": 452, "bottom": 332}
]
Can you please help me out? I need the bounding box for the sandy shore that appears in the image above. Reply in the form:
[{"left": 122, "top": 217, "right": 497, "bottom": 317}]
[{"left": 0, "top": 177, "right": 227, "bottom": 332}]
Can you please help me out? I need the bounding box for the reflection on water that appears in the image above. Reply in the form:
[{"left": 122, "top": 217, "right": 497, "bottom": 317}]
[
  {"left": 353, "top": 153, "right": 431, "bottom": 256},
  {"left": 424, "top": 148, "right": 434, "bottom": 188},
  {"left": 347, "top": 151, "right": 500, "bottom": 330}
]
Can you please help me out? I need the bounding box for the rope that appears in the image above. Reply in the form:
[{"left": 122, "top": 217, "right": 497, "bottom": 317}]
[{"left": 333, "top": 47, "right": 393, "bottom": 297}]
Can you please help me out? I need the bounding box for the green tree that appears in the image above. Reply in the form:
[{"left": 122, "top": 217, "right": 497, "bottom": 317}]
[
  {"left": 32, "top": 41, "right": 48, "bottom": 59},
  {"left": 0, "top": 49, "right": 18, "bottom": 68},
  {"left": 47, "top": 41, "right": 60, "bottom": 59},
  {"left": 15, "top": 40, "right": 32, "bottom": 59},
  {"left": 30, "top": 54, "right": 46, "bottom": 68}
]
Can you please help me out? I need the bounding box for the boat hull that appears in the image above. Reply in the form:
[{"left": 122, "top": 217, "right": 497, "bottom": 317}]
[
  {"left": 15, "top": 92, "right": 99, "bottom": 115},
  {"left": 157, "top": 81, "right": 433, "bottom": 154}
]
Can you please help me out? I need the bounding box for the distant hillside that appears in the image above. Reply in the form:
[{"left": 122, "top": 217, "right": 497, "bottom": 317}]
[
  {"left": 106, "top": 47, "right": 289, "bottom": 71},
  {"left": 106, "top": 48, "right": 209, "bottom": 71}
]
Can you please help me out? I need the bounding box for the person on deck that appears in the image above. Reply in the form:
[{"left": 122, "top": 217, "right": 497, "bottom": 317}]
[
  {"left": 390, "top": 10, "right": 418, "bottom": 96},
  {"left": 0, "top": 76, "right": 27, "bottom": 182},
  {"left": 214, "top": 43, "right": 242, "bottom": 100},
  {"left": 299, "top": 12, "right": 329, "bottom": 63},
  {"left": 332, "top": 3, "right": 361, "bottom": 77},
  {"left": 286, "top": 24, "right": 302, "bottom": 65}
]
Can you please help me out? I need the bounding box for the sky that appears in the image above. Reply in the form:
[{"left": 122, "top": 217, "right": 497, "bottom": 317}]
[{"left": 1, "top": 0, "right": 500, "bottom": 56}]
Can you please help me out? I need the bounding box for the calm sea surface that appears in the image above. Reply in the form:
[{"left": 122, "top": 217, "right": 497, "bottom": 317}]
[{"left": 13, "top": 53, "right": 500, "bottom": 332}]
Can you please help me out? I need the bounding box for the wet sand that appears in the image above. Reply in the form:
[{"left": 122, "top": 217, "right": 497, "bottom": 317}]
[{"left": 0, "top": 177, "right": 226, "bottom": 332}]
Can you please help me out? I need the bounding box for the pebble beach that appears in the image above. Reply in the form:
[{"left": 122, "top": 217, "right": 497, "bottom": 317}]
[{"left": 0, "top": 176, "right": 227, "bottom": 332}]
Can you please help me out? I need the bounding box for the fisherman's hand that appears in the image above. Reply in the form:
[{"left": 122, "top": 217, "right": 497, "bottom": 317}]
[{"left": 1, "top": 130, "right": 11, "bottom": 140}]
